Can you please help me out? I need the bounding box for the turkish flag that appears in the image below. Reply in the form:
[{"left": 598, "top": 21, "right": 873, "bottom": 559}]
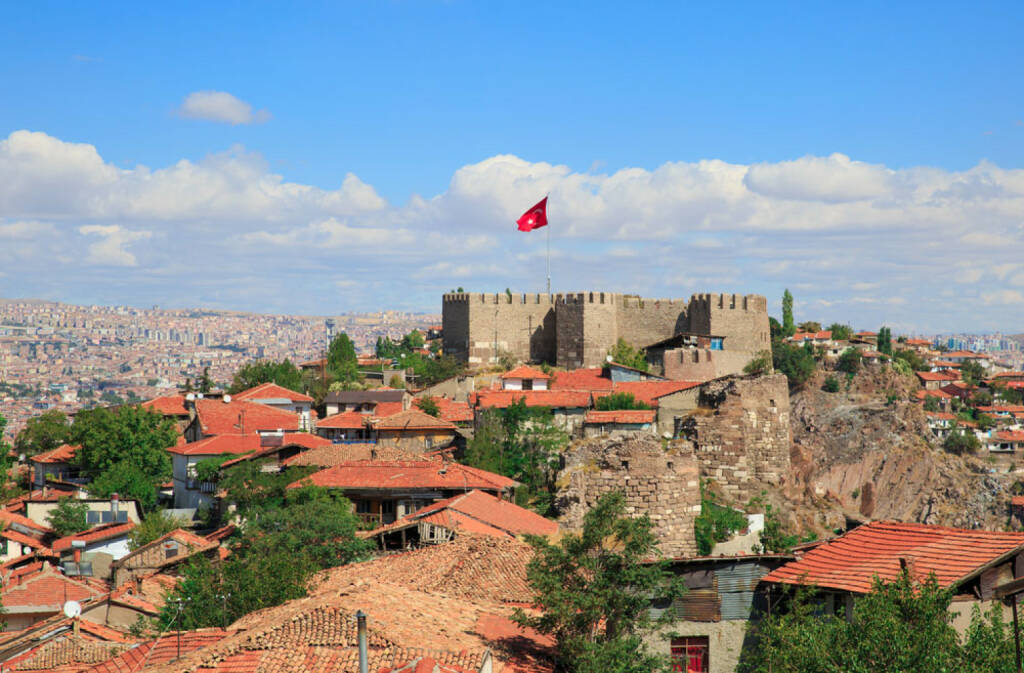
[{"left": 516, "top": 197, "right": 548, "bottom": 232}]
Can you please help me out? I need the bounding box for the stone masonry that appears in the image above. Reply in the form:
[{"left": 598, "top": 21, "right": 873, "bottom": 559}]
[
  {"left": 555, "top": 434, "right": 701, "bottom": 557},
  {"left": 679, "top": 373, "right": 791, "bottom": 503},
  {"left": 442, "top": 291, "right": 769, "bottom": 369}
]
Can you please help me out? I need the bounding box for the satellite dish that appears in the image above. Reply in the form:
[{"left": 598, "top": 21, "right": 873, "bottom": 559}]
[
  {"left": 63, "top": 600, "right": 82, "bottom": 619},
  {"left": 606, "top": 355, "right": 613, "bottom": 363}
]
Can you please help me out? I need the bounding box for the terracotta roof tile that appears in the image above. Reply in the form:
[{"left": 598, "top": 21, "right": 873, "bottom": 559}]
[
  {"left": 501, "top": 366, "right": 551, "bottom": 380},
  {"left": 762, "top": 520, "right": 1024, "bottom": 594},
  {"left": 290, "top": 461, "right": 517, "bottom": 492},
  {"left": 53, "top": 521, "right": 136, "bottom": 552},
  {"left": 549, "top": 368, "right": 613, "bottom": 391},
  {"left": 917, "top": 371, "right": 961, "bottom": 382},
  {"left": 3, "top": 564, "right": 104, "bottom": 611},
  {"left": 86, "top": 629, "right": 234, "bottom": 673},
  {"left": 282, "top": 444, "right": 424, "bottom": 467},
  {"left": 141, "top": 395, "right": 189, "bottom": 416},
  {"left": 412, "top": 397, "right": 473, "bottom": 423},
  {"left": 601, "top": 380, "right": 701, "bottom": 406},
  {"left": 316, "top": 411, "right": 369, "bottom": 430},
  {"left": 231, "top": 382, "right": 313, "bottom": 404},
  {"left": 193, "top": 399, "right": 303, "bottom": 436},
  {"left": 30, "top": 443, "right": 80, "bottom": 464},
  {"left": 168, "top": 432, "right": 326, "bottom": 456},
  {"left": 584, "top": 409, "right": 657, "bottom": 424},
  {"left": 371, "top": 410, "right": 456, "bottom": 431},
  {"left": 473, "top": 390, "right": 592, "bottom": 409}
]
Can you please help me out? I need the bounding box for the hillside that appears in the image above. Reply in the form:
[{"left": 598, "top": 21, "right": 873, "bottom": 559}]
[{"left": 776, "top": 367, "right": 1014, "bottom": 535}]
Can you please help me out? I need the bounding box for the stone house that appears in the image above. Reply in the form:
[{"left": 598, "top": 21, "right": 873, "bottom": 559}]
[
  {"left": 368, "top": 409, "right": 459, "bottom": 452},
  {"left": 111, "top": 528, "right": 218, "bottom": 586},
  {"left": 28, "top": 443, "right": 79, "bottom": 488},
  {"left": 582, "top": 409, "right": 657, "bottom": 438},
  {"left": 324, "top": 389, "right": 411, "bottom": 417},
  {"left": 472, "top": 389, "right": 592, "bottom": 435}
]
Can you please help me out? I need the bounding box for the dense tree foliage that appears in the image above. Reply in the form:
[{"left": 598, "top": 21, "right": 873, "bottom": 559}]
[
  {"left": 227, "top": 359, "right": 303, "bottom": 394},
  {"left": 741, "top": 571, "right": 1016, "bottom": 673},
  {"left": 327, "top": 332, "right": 360, "bottom": 385},
  {"left": 514, "top": 491, "right": 684, "bottom": 673},
  {"left": 781, "top": 289, "right": 795, "bottom": 337},
  {"left": 822, "top": 376, "right": 840, "bottom": 393},
  {"left": 772, "top": 340, "right": 816, "bottom": 388},
  {"left": 376, "top": 331, "right": 465, "bottom": 386},
  {"left": 217, "top": 459, "right": 316, "bottom": 519},
  {"left": 694, "top": 483, "right": 747, "bottom": 555},
  {"left": 960, "top": 359, "right": 986, "bottom": 386},
  {"left": 836, "top": 348, "right": 862, "bottom": 374},
  {"left": 877, "top": 326, "right": 893, "bottom": 356},
  {"left": 416, "top": 396, "right": 441, "bottom": 417},
  {"left": 159, "top": 486, "right": 372, "bottom": 629},
  {"left": 593, "top": 392, "right": 650, "bottom": 411},
  {"left": 608, "top": 338, "right": 648, "bottom": 372},
  {"left": 47, "top": 496, "right": 89, "bottom": 536},
  {"left": 129, "top": 509, "right": 189, "bottom": 550},
  {"left": 892, "top": 348, "right": 929, "bottom": 372},
  {"left": 943, "top": 427, "right": 981, "bottom": 455},
  {"left": 71, "top": 405, "right": 177, "bottom": 506},
  {"left": 14, "top": 409, "right": 71, "bottom": 457},
  {"left": 464, "top": 400, "right": 567, "bottom": 513},
  {"left": 826, "top": 323, "right": 854, "bottom": 341},
  {"left": 796, "top": 321, "right": 821, "bottom": 332}
]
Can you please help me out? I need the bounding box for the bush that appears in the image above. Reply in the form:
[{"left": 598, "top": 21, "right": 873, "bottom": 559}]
[
  {"left": 594, "top": 392, "right": 650, "bottom": 411},
  {"left": 822, "top": 376, "right": 840, "bottom": 393},
  {"left": 836, "top": 348, "right": 862, "bottom": 374},
  {"left": 608, "top": 338, "right": 649, "bottom": 372},
  {"left": 47, "top": 496, "right": 89, "bottom": 537},
  {"left": 417, "top": 396, "right": 441, "bottom": 417},
  {"left": 694, "top": 484, "right": 748, "bottom": 555},
  {"left": 772, "top": 340, "right": 816, "bottom": 388},
  {"left": 744, "top": 350, "right": 773, "bottom": 376},
  {"left": 943, "top": 428, "right": 980, "bottom": 455}
]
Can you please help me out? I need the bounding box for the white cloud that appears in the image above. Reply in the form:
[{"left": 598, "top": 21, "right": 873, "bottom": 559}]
[
  {"left": 178, "top": 91, "right": 270, "bottom": 125},
  {"left": 3, "top": 129, "right": 1024, "bottom": 330},
  {"left": 983, "top": 290, "right": 1024, "bottom": 305},
  {"left": 78, "top": 225, "right": 152, "bottom": 266}
]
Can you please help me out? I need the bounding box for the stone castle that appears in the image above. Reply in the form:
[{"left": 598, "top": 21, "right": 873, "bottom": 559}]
[{"left": 441, "top": 291, "right": 770, "bottom": 370}]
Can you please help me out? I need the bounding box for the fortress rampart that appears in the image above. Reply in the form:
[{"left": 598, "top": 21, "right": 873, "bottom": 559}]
[{"left": 442, "top": 291, "right": 769, "bottom": 369}]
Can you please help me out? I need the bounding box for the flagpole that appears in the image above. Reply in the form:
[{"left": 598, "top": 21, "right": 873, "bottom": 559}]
[{"left": 546, "top": 222, "right": 551, "bottom": 295}]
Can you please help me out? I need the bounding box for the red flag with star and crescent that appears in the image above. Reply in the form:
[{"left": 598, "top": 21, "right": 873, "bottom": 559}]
[{"left": 516, "top": 197, "right": 548, "bottom": 232}]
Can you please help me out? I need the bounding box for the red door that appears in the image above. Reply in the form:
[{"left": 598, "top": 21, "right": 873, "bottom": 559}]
[{"left": 671, "top": 637, "right": 709, "bottom": 673}]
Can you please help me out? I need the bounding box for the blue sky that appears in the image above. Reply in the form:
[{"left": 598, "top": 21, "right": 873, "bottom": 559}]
[{"left": 1, "top": 2, "right": 1023, "bottom": 332}]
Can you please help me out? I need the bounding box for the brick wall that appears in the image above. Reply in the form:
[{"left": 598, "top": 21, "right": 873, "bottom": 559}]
[
  {"left": 443, "top": 293, "right": 557, "bottom": 365},
  {"left": 680, "top": 374, "right": 791, "bottom": 503},
  {"left": 555, "top": 434, "right": 701, "bottom": 557}
]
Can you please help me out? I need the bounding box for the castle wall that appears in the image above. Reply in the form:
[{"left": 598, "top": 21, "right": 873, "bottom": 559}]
[
  {"left": 442, "top": 293, "right": 556, "bottom": 365},
  {"left": 687, "top": 294, "right": 771, "bottom": 354},
  {"left": 556, "top": 435, "right": 700, "bottom": 557},
  {"left": 681, "top": 374, "right": 791, "bottom": 503},
  {"left": 555, "top": 293, "right": 618, "bottom": 368},
  {"left": 663, "top": 349, "right": 753, "bottom": 382},
  {"left": 615, "top": 296, "right": 688, "bottom": 351}
]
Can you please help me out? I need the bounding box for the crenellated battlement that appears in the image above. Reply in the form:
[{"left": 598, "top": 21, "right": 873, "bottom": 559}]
[
  {"left": 689, "top": 293, "right": 767, "bottom": 312},
  {"left": 443, "top": 292, "right": 558, "bottom": 305}
]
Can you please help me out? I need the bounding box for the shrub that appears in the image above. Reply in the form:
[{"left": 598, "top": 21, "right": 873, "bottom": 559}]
[
  {"left": 744, "top": 350, "right": 773, "bottom": 376},
  {"left": 822, "top": 376, "right": 840, "bottom": 393},
  {"left": 594, "top": 392, "right": 650, "bottom": 411},
  {"left": 836, "top": 348, "right": 862, "bottom": 374}
]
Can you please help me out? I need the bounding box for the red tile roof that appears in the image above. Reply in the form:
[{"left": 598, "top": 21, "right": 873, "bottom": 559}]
[
  {"left": 167, "top": 432, "right": 326, "bottom": 456},
  {"left": 232, "top": 382, "right": 313, "bottom": 403},
  {"left": 282, "top": 444, "right": 423, "bottom": 467},
  {"left": 372, "top": 401, "right": 406, "bottom": 418},
  {"left": 290, "top": 460, "right": 518, "bottom": 492},
  {"left": 53, "top": 521, "right": 136, "bottom": 552},
  {"left": 995, "top": 431, "right": 1024, "bottom": 441},
  {"left": 141, "top": 395, "right": 189, "bottom": 416},
  {"left": 600, "top": 380, "right": 701, "bottom": 406},
  {"left": 3, "top": 564, "right": 104, "bottom": 611},
  {"left": 1013, "top": 496, "right": 1024, "bottom": 507},
  {"left": 30, "top": 443, "right": 79, "bottom": 464},
  {"left": 916, "top": 371, "right": 961, "bottom": 382},
  {"left": 916, "top": 389, "right": 952, "bottom": 400},
  {"left": 473, "top": 390, "right": 592, "bottom": 409},
  {"left": 371, "top": 409, "right": 457, "bottom": 431},
  {"left": 86, "top": 629, "right": 234, "bottom": 673},
  {"left": 925, "top": 412, "right": 956, "bottom": 421},
  {"left": 1, "top": 527, "right": 49, "bottom": 551},
  {"left": 413, "top": 397, "right": 473, "bottom": 423},
  {"left": 501, "top": 366, "right": 551, "bottom": 380},
  {"left": 365, "top": 489, "right": 558, "bottom": 539},
  {"left": 790, "top": 330, "right": 833, "bottom": 341},
  {"left": 761, "top": 520, "right": 1024, "bottom": 594},
  {"left": 584, "top": 409, "right": 657, "bottom": 424},
  {"left": 549, "top": 368, "right": 613, "bottom": 391},
  {"left": 193, "top": 398, "right": 303, "bottom": 435},
  {"left": 316, "top": 411, "right": 368, "bottom": 430},
  {"left": 0, "top": 509, "right": 54, "bottom": 535}
]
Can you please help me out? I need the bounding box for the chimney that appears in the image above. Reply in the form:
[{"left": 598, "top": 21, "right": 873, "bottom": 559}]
[
  {"left": 111, "top": 493, "right": 120, "bottom": 520},
  {"left": 185, "top": 392, "right": 197, "bottom": 422},
  {"left": 356, "top": 610, "right": 368, "bottom": 673},
  {"left": 135, "top": 576, "right": 143, "bottom": 593}
]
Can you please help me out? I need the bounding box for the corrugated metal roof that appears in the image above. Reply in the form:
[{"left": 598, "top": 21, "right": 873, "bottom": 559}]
[
  {"left": 673, "top": 590, "right": 720, "bottom": 622},
  {"left": 720, "top": 591, "right": 756, "bottom": 620}
]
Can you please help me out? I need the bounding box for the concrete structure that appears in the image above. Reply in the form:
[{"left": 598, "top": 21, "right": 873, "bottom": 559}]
[{"left": 442, "top": 291, "right": 769, "bottom": 370}]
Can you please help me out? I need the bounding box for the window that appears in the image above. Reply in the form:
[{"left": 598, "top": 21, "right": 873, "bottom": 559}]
[
  {"left": 380, "top": 501, "right": 395, "bottom": 514},
  {"left": 710, "top": 338, "right": 723, "bottom": 351},
  {"left": 0, "top": 538, "right": 7, "bottom": 555},
  {"left": 355, "top": 500, "right": 372, "bottom": 514},
  {"left": 671, "top": 637, "right": 709, "bottom": 673},
  {"left": 87, "top": 511, "right": 100, "bottom": 524},
  {"left": 425, "top": 436, "right": 434, "bottom": 449},
  {"left": 522, "top": 378, "right": 533, "bottom": 391}
]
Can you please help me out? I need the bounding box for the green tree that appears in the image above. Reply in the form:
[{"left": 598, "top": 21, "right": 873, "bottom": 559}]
[
  {"left": 892, "top": 348, "right": 929, "bottom": 372},
  {"left": 218, "top": 459, "right": 316, "bottom": 519},
  {"left": 594, "top": 392, "right": 650, "bottom": 411},
  {"left": 694, "top": 483, "right": 747, "bottom": 555},
  {"left": 47, "top": 496, "right": 89, "bottom": 536},
  {"left": 228, "top": 359, "right": 303, "bottom": 394},
  {"left": 923, "top": 395, "right": 940, "bottom": 412},
  {"left": 129, "top": 510, "right": 189, "bottom": 550},
  {"left": 743, "top": 350, "right": 773, "bottom": 376},
  {"left": 826, "top": 323, "right": 853, "bottom": 341},
  {"left": 772, "top": 340, "right": 816, "bottom": 388},
  {"left": 877, "top": 326, "right": 893, "bottom": 356},
  {"left": 159, "top": 487, "right": 371, "bottom": 629},
  {"left": 514, "top": 491, "right": 684, "bottom": 673},
  {"left": 943, "top": 427, "right": 980, "bottom": 455},
  {"left": 608, "top": 338, "right": 648, "bottom": 372},
  {"left": 836, "top": 348, "right": 862, "bottom": 374},
  {"left": 797, "top": 321, "right": 821, "bottom": 333},
  {"left": 199, "top": 366, "right": 213, "bottom": 394},
  {"left": 741, "top": 571, "right": 1000, "bottom": 673},
  {"left": 71, "top": 405, "right": 177, "bottom": 487},
  {"left": 822, "top": 376, "right": 840, "bottom": 393},
  {"left": 401, "top": 329, "right": 425, "bottom": 351},
  {"left": 960, "top": 359, "right": 986, "bottom": 386},
  {"left": 89, "top": 460, "right": 162, "bottom": 509},
  {"left": 327, "top": 333, "right": 360, "bottom": 385},
  {"left": 14, "top": 409, "right": 71, "bottom": 457},
  {"left": 416, "top": 396, "right": 441, "bottom": 417},
  {"left": 781, "top": 289, "right": 795, "bottom": 337}
]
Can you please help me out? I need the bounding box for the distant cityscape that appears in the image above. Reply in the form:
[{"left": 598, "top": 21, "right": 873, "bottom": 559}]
[{"left": 0, "top": 298, "right": 439, "bottom": 440}]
